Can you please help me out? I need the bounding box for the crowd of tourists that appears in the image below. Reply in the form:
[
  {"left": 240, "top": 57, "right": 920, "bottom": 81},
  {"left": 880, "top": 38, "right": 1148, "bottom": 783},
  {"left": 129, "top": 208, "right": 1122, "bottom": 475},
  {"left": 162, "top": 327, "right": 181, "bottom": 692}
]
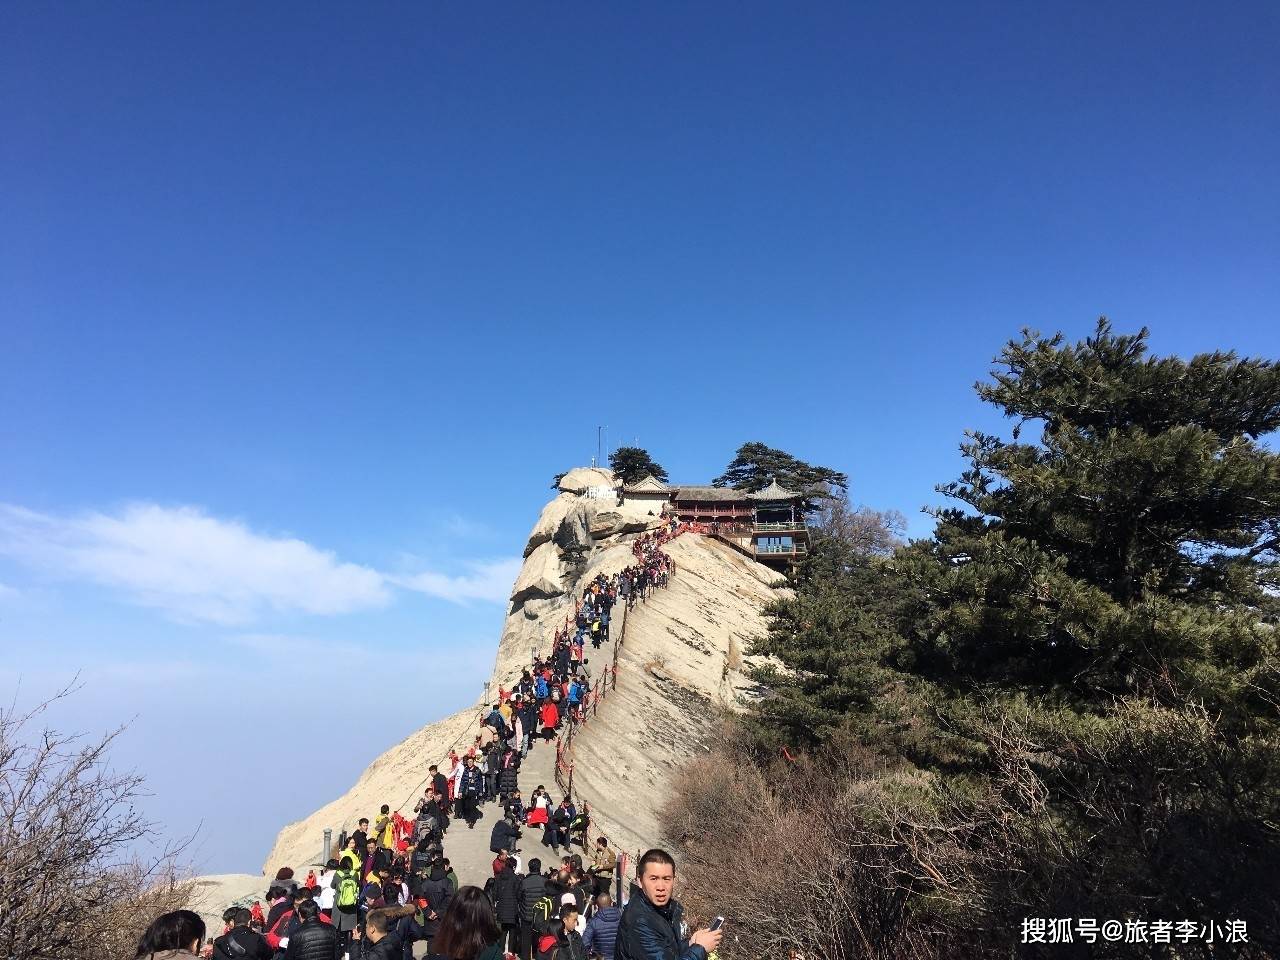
[{"left": 134, "top": 520, "right": 722, "bottom": 960}]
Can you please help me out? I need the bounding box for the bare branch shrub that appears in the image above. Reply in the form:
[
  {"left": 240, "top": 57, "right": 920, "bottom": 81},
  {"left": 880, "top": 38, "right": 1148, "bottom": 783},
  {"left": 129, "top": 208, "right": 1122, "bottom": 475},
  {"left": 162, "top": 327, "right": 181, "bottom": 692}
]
[{"left": 0, "top": 683, "right": 195, "bottom": 960}]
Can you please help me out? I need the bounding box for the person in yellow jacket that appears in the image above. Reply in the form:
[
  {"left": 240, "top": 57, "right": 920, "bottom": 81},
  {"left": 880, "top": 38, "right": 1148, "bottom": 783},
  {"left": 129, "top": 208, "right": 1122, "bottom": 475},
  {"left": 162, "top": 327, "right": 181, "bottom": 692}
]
[
  {"left": 339, "top": 836, "right": 362, "bottom": 871},
  {"left": 374, "top": 804, "right": 394, "bottom": 849}
]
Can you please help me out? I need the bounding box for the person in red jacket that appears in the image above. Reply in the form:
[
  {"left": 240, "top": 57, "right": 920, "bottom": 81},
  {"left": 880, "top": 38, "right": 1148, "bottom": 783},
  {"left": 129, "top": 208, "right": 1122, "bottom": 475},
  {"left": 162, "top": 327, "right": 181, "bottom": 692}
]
[{"left": 540, "top": 700, "right": 559, "bottom": 741}]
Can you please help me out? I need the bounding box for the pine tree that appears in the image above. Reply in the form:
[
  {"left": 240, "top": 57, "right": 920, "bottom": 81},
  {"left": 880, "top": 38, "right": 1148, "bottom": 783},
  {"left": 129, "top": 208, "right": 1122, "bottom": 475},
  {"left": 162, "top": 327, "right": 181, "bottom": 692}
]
[
  {"left": 747, "top": 321, "right": 1280, "bottom": 950},
  {"left": 713, "top": 442, "right": 848, "bottom": 512},
  {"left": 607, "top": 446, "right": 668, "bottom": 485}
]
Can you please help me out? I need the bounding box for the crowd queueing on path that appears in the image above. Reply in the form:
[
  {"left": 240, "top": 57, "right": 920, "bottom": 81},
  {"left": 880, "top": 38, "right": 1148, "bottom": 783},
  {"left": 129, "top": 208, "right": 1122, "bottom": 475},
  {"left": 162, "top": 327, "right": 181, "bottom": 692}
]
[{"left": 134, "top": 520, "right": 725, "bottom": 960}]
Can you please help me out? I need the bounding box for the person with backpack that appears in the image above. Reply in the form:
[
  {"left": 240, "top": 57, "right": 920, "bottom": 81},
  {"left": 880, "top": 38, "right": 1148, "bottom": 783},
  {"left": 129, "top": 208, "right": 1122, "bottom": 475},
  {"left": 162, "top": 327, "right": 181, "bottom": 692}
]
[
  {"left": 330, "top": 857, "right": 362, "bottom": 955},
  {"left": 212, "top": 909, "right": 272, "bottom": 960},
  {"left": 519, "top": 858, "right": 548, "bottom": 960}
]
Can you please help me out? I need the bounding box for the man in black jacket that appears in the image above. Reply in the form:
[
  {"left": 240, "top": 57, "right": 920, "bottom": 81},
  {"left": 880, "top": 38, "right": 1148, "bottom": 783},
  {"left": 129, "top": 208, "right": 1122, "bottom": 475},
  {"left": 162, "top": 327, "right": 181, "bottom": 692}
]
[
  {"left": 359, "top": 907, "right": 404, "bottom": 960},
  {"left": 283, "top": 899, "right": 336, "bottom": 960},
  {"left": 212, "top": 909, "right": 272, "bottom": 960},
  {"left": 518, "top": 857, "right": 547, "bottom": 960},
  {"left": 429, "top": 767, "right": 451, "bottom": 827},
  {"left": 490, "top": 811, "right": 522, "bottom": 856},
  {"left": 615, "top": 849, "right": 720, "bottom": 960}
]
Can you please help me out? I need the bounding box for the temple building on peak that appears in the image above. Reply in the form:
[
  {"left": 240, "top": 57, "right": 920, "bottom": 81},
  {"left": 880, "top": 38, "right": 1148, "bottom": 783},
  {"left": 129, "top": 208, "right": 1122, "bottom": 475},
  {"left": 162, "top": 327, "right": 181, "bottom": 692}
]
[{"left": 619, "top": 476, "right": 810, "bottom": 569}]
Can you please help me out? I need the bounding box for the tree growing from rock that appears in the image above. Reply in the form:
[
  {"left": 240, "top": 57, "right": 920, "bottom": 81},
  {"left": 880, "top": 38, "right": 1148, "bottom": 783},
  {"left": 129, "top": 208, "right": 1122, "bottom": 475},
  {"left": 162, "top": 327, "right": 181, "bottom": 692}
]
[
  {"left": 608, "top": 446, "right": 669, "bottom": 485},
  {"left": 713, "top": 442, "right": 848, "bottom": 512}
]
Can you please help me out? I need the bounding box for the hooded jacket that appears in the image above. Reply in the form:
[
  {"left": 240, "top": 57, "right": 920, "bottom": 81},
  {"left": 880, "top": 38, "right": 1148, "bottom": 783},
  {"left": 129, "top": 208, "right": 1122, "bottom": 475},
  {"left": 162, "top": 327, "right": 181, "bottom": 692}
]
[{"left": 614, "top": 884, "right": 705, "bottom": 960}]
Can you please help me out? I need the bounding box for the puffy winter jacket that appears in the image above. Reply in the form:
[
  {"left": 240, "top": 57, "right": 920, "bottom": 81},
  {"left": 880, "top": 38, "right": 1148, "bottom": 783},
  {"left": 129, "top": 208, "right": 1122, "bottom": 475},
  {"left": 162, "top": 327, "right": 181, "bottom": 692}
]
[
  {"left": 583, "top": 905, "right": 621, "bottom": 960},
  {"left": 520, "top": 872, "right": 548, "bottom": 922},
  {"left": 614, "top": 884, "right": 705, "bottom": 960},
  {"left": 499, "top": 765, "right": 520, "bottom": 795},
  {"left": 283, "top": 918, "right": 337, "bottom": 960},
  {"left": 493, "top": 866, "right": 523, "bottom": 924},
  {"left": 212, "top": 927, "right": 272, "bottom": 960}
]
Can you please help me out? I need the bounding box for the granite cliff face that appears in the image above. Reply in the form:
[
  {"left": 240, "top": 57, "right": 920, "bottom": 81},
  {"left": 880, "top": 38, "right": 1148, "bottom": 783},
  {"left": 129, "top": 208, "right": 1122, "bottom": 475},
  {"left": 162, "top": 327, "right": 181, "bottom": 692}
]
[{"left": 255, "top": 468, "right": 785, "bottom": 877}]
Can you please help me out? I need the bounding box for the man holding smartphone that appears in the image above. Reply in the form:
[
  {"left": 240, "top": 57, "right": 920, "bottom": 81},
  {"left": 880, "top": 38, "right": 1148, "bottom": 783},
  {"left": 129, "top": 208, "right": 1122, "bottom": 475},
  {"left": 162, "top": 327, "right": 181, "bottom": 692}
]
[{"left": 614, "top": 849, "right": 722, "bottom": 960}]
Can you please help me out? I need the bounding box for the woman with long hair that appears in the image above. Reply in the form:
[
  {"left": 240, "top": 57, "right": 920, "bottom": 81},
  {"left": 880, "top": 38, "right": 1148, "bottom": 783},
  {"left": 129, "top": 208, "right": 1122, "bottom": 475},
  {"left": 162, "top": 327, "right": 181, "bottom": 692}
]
[
  {"left": 135, "top": 910, "right": 206, "bottom": 959},
  {"left": 427, "top": 885, "right": 502, "bottom": 960}
]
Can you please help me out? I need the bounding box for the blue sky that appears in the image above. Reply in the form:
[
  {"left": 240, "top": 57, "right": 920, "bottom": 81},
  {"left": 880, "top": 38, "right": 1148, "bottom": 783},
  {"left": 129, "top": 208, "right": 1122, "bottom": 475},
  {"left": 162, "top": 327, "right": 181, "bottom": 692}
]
[{"left": 1, "top": 2, "right": 1277, "bottom": 874}]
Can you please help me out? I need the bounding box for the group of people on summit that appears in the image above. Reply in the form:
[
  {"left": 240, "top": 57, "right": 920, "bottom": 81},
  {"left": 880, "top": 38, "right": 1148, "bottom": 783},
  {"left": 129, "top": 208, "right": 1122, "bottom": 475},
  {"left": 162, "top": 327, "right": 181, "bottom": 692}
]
[{"left": 135, "top": 521, "right": 723, "bottom": 960}]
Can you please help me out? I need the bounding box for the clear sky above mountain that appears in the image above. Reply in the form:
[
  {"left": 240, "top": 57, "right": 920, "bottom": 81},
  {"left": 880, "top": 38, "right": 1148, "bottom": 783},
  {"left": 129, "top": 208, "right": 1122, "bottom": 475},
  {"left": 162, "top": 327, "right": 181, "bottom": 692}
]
[{"left": 1, "top": 2, "right": 1276, "bottom": 873}]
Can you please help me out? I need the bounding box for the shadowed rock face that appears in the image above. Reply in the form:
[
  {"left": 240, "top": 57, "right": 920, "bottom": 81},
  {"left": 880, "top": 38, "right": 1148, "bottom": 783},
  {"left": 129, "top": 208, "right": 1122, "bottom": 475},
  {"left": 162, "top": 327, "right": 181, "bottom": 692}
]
[{"left": 256, "top": 469, "right": 785, "bottom": 881}]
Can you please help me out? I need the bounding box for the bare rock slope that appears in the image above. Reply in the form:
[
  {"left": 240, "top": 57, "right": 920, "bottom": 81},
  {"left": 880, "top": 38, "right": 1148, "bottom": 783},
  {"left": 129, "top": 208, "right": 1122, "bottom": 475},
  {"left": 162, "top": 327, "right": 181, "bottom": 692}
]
[{"left": 255, "top": 469, "right": 785, "bottom": 884}]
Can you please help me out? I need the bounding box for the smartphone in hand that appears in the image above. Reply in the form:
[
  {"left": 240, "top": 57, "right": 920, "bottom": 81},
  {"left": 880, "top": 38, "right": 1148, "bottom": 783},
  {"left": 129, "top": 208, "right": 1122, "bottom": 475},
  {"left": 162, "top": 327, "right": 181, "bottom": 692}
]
[{"left": 709, "top": 917, "right": 725, "bottom": 932}]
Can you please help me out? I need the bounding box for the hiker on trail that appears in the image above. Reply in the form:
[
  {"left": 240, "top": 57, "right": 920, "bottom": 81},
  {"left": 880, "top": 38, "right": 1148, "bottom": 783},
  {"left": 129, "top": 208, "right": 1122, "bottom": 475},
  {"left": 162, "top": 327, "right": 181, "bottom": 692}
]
[
  {"left": 312, "top": 860, "right": 336, "bottom": 916},
  {"left": 557, "top": 902, "right": 588, "bottom": 960},
  {"left": 443, "top": 859, "right": 460, "bottom": 894},
  {"left": 426, "top": 885, "right": 504, "bottom": 960},
  {"left": 540, "top": 700, "right": 559, "bottom": 740},
  {"left": 413, "top": 862, "right": 453, "bottom": 953},
  {"left": 614, "top": 849, "right": 720, "bottom": 960},
  {"left": 358, "top": 906, "right": 413, "bottom": 960},
  {"left": 493, "top": 858, "right": 523, "bottom": 955},
  {"left": 340, "top": 835, "right": 363, "bottom": 870},
  {"left": 583, "top": 893, "right": 621, "bottom": 960},
  {"left": 518, "top": 857, "right": 548, "bottom": 943},
  {"left": 457, "top": 755, "right": 484, "bottom": 828},
  {"left": 363, "top": 836, "right": 391, "bottom": 878},
  {"left": 282, "top": 899, "right": 336, "bottom": 960},
  {"left": 589, "top": 837, "right": 616, "bottom": 898},
  {"left": 491, "top": 807, "right": 522, "bottom": 853},
  {"left": 330, "top": 858, "right": 361, "bottom": 956},
  {"left": 265, "top": 887, "right": 292, "bottom": 930},
  {"left": 212, "top": 909, "right": 271, "bottom": 960},
  {"left": 499, "top": 746, "right": 521, "bottom": 800},
  {"left": 135, "top": 910, "right": 206, "bottom": 960},
  {"left": 375, "top": 805, "right": 394, "bottom": 850},
  {"left": 485, "top": 739, "right": 504, "bottom": 801},
  {"left": 352, "top": 819, "right": 371, "bottom": 854}
]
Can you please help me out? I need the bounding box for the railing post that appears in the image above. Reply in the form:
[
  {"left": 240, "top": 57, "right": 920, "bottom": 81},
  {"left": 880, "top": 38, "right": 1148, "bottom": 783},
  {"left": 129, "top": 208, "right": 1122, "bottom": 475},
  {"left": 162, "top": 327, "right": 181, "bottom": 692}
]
[
  {"left": 568, "top": 761, "right": 574, "bottom": 798},
  {"left": 322, "top": 828, "right": 332, "bottom": 863}
]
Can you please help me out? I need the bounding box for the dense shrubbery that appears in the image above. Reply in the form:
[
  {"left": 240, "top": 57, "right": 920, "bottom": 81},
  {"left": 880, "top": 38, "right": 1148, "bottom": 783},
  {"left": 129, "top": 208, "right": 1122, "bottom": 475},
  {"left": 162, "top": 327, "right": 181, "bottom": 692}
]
[{"left": 665, "top": 322, "right": 1280, "bottom": 959}]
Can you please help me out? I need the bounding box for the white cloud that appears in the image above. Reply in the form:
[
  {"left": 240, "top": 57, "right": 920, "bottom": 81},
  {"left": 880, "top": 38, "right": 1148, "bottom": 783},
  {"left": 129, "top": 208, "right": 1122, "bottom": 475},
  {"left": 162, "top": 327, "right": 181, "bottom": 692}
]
[
  {"left": 0, "top": 503, "right": 390, "bottom": 625},
  {"left": 395, "top": 557, "right": 522, "bottom": 604},
  {"left": 228, "top": 632, "right": 370, "bottom": 659},
  {"left": 0, "top": 581, "right": 19, "bottom": 600}
]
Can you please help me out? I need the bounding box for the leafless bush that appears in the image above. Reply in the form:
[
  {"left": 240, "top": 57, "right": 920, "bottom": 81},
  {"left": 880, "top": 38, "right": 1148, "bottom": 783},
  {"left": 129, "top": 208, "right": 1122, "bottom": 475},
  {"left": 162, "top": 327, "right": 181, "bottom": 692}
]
[
  {"left": 662, "top": 727, "right": 974, "bottom": 960},
  {"left": 668, "top": 699, "right": 1280, "bottom": 959},
  {"left": 0, "top": 683, "right": 195, "bottom": 960}
]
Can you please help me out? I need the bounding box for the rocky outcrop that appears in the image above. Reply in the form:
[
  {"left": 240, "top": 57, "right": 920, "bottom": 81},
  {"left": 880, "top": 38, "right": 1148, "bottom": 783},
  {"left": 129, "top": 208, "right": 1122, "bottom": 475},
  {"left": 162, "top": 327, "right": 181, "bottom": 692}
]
[
  {"left": 557, "top": 466, "right": 615, "bottom": 494},
  {"left": 256, "top": 467, "right": 785, "bottom": 880},
  {"left": 509, "top": 540, "right": 566, "bottom": 607},
  {"left": 525, "top": 493, "right": 577, "bottom": 557}
]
